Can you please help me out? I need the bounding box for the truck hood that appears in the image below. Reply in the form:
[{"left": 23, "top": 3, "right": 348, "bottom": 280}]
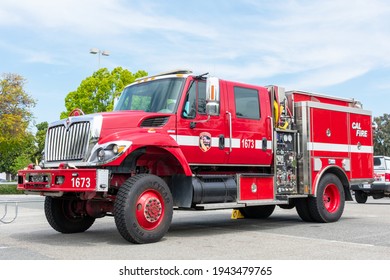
[
  {"left": 48, "top": 110, "right": 174, "bottom": 150},
  {"left": 99, "top": 111, "right": 172, "bottom": 130}
]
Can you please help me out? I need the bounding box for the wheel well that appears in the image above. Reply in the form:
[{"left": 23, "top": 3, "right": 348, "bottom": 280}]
[
  {"left": 319, "top": 167, "right": 352, "bottom": 201},
  {"left": 119, "top": 146, "right": 186, "bottom": 177},
  {"left": 109, "top": 146, "right": 191, "bottom": 208}
]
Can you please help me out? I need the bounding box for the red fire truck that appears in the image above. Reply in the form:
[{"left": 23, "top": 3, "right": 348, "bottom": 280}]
[{"left": 17, "top": 70, "right": 373, "bottom": 244}]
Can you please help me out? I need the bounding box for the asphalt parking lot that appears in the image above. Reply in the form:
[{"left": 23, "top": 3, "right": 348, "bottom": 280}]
[{"left": 1, "top": 194, "right": 390, "bottom": 260}]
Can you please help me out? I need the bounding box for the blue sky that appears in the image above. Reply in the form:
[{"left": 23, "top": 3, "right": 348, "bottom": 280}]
[{"left": 1, "top": 0, "right": 390, "bottom": 127}]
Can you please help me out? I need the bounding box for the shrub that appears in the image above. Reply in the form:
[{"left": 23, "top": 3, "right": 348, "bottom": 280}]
[{"left": 0, "top": 184, "right": 23, "bottom": 194}]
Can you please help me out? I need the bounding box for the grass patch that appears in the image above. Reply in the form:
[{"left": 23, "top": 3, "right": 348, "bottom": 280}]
[{"left": 0, "top": 184, "right": 24, "bottom": 195}]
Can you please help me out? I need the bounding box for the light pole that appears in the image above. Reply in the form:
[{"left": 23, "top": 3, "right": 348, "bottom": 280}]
[{"left": 89, "top": 48, "right": 110, "bottom": 68}]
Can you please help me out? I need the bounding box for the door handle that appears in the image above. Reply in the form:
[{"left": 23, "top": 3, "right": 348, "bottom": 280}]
[
  {"left": 262, "top": 137, "right": 267, "bottom": 151},
  {"left": 219, "top": 134, "right": 225, "bottom": 150}
]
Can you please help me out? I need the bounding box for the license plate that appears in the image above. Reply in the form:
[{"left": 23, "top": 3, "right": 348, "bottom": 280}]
[{"left": 362, "top": 184, "right": 371, "bottom": 189}]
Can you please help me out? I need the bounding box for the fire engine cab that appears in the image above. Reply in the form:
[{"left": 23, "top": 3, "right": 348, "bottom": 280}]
[{"left": 17, "top": 70, "right": 373, "bottom": 244}]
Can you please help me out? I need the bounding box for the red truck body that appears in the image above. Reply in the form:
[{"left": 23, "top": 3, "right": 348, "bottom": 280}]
[{"left": 18, "top": 70, "right": 373, "bottom": 243}]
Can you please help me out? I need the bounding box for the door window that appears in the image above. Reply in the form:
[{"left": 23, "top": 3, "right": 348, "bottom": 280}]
[
  {"left": 182, "top": 81, "right": 207, "bottom": 119},
  {"left": 234, "top": 87, "right": 260, "bottom": 119}
]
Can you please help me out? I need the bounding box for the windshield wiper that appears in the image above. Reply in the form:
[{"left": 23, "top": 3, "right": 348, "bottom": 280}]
[{"left": 194, "top": 72, "right": 209, "bottom": 80}]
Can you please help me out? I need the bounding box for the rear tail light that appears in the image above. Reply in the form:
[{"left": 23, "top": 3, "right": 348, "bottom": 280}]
[
  {"left": 385, "top": 173, "right": 390, "bottom": 182},
  {"left": 374, "top": 173, "right": 382, "bottom": 181}
]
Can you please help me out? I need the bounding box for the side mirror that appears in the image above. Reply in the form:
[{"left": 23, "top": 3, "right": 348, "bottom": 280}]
[
  {"left": 206, "top": 77, "right": 220, "bottom": 116},
  {"left": 206, "top": 102, "right": 219, "bottom": 116}
]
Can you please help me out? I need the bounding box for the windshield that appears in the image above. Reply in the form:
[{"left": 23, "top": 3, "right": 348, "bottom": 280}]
[{"left": 114, "top": 78, "right": 184, "bottom": 113}]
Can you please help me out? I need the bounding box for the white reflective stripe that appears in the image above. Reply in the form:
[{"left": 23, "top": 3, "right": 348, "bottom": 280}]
[
  {"left": 307, "top": 142, "right": 373, "bottom": 153},
  {"left": 255, "top": 140, "right": 273, "bottom": 150},
  {"left": 226, "top": 138, "right": 240, "bottom": 148},
  {"left": 173, "top": 135, "right": 271, "bottom": 150},
  {"left": 175, "top": 135, "right": 220, "bottom": 148},
  {"left": 175, "top": 135, "right": 198, "bottom": 146},
  {"left": 307, "top": 143, "right": 349, "bottom": 153},
  {"left": 350, "top": 145, "right": 373, "bottom": 153}
]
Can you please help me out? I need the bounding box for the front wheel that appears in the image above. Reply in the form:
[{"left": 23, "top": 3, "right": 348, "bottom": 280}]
[
  {"left": 354, "top": 191, "right": 368, "bottom": 204},
  {"left": 308, "top": 174, "right": 345, "bottom": 223},
  {"left": 44, "top": 196, "right": 95, "bottom": 233},
  {"left": 114, "top": 174, "right": 173, "bottom": 244}
]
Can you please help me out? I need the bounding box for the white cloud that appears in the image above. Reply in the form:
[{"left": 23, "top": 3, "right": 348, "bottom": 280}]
[
  {"left": 1, "top": 0, "right": 390, "bottom": 122},
  {"left": 0, "top": 0, "right": 216, "bottom": 38},
  {"left": 199, "top": 1, "right": 390, "bottom": 82},
  {"left": 3, "top": 0, "right": 388, "bottom": 77},
  {"left": 376, "top": 79, "right": 390, "bottom": 90},
  {"left": 287, "top": 63, "right": 372, "bottom": 90},
  {"left": 24, "top": 51, "right": 55, "bottom": 64}
]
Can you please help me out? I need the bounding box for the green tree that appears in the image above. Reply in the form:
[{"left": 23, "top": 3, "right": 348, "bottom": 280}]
[
  {"left": 7, "top": 122, "right": 48, "bottom": 175},
  {"left": 8, "top": 134, "right": 35, "bottom": 175},
  {"left": 61, "top": 67, "right": 147, "bottom": 118},
  {"left": 373, "top": 113, "right": 390, "bottom": 156},
  {"left": 0, "top": 73, "right": 36, "bottom": 178},
  {"left": 34, "top": 121, "right": 48, "bottom": 163}
]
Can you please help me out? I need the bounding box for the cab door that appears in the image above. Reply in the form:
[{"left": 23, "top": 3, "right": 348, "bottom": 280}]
[
  {"left": 224, "top": 82, "right": 273, "bottom": 166},
  {"left": 176, "top": 78, "right": 229, "bottom": 165}
]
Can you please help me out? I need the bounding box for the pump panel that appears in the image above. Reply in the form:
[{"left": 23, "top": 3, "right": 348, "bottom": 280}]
[{"left": 275, "top": 130, "right": 298, "bottom": 194}]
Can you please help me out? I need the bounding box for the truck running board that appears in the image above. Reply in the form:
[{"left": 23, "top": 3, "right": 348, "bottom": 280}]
[{"left": 193, "top": 200, "right": 291, "bottom": 210}]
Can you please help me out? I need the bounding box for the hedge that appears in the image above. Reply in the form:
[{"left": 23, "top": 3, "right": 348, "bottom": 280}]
[{"left": 0, "top": 184, "right": 24, "bottom": 195}]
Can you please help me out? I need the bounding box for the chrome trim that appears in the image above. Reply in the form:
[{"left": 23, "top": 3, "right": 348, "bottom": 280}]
[
  {"left": 88, "top": 140, "right": 132, "bottom": 165},
  {"left": 226, "top": 111, "right": 232, "bottom": 153},
  {"left": 312, "top": 165, "right": 349, "bottom": 197},
  {"left": 286, "top": 90, "right": 360, "bottom": 105},
  {"left": 295, "top": 102, "right": 311, "bottom": 194},
  {"left": 304, "top": 101, "right": 372, "bottom": 116},
  {"left": 44, "top": 114, "right": 103, "bottom": 168}
]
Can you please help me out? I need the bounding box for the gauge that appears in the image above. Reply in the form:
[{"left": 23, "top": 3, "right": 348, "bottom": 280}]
[
  {"left": 288, "top": 134, "right": 293, "bottom": 142},
  {"left": 283, "top": 134, "right": 288, "bottom": 142}
]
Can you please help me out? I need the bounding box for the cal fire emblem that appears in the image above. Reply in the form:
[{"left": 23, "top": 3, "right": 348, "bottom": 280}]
[{"left": 199, "top": 132, "right": 212, "bottom": 152}]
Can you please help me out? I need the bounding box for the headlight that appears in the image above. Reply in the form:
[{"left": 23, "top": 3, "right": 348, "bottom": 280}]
[
  {"left": 88, "top": 141, "right": 132, "bottom": 165},
  {"left": 97, "top": 148, "right": 106, "bottom": 161},
  {"left": 112, "top": 144, "right": 119, "bottom": 154}
]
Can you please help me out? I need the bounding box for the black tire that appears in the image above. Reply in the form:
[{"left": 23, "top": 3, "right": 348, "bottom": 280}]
[
  {"left": 354, "top": 191, "right": 368, "bottom": 204},
  {"left": 295, "top": 198, "right": 314, "bottom": 222},
  {"left": 114, "top": 174, "right": 173, "bottom": 244},
  {"left": 44, "top": 196, "right": 95, "bottom": 233},
  {"left": 240, "top": 205, "right": 275, "bottom": 219},
  {"left": 278, "top": 201, "right": 295, "bottom": 210},
  {"left": 308, "top": 174, "right": 345, "bottom": 223}
]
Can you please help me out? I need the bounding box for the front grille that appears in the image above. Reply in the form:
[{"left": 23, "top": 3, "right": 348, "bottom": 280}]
[
  {"left": 140, "top": 117, "right": 169, "bottom": 127},
  {"left": 45, "top": 121, "right": 91, "bottom": 162}
]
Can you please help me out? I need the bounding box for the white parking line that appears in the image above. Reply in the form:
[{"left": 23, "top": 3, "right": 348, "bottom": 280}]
[{"left": 272, "top": 232, "right": 375, "bottom": 247}]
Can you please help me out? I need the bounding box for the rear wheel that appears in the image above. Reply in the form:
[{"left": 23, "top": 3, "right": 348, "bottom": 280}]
[
  {"left": 278, "top": 201, "right": 295, "bottom": 210},
  {"left": 354, "top": 191, "right": 368, "bottom": 204},
  {"left": 240, "top": 205, "right": 275, "bottom": 219},
  {"left": 44, "top": 196, "right": 95, "bottom": 233},
  {"left": 308, "top": 174, "right": 345, "bottom": 223},
  {"left": 295, "top": 198, "right": 314, "bottom": 222},
  {"left": 114, "top": 174, "right": 173, "bottom": 244}
]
